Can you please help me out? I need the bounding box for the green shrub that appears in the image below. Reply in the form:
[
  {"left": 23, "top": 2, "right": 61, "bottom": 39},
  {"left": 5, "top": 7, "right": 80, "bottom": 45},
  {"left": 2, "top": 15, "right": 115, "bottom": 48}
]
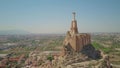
[{"left": 47, "top": 55, "right": 54, "bottom": 61}]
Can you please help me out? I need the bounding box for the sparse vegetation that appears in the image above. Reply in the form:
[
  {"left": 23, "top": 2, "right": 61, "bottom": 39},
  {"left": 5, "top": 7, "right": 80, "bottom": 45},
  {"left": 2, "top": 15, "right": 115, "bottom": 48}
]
[
  {"left": 92, "top": 33, "right": 120, "bottom": 67},
  {"left": 92, "top": 42, "right": 112, "bottom": 54},
  {"left": 47, "top": 55, "right": 54, "bottom": 61}
]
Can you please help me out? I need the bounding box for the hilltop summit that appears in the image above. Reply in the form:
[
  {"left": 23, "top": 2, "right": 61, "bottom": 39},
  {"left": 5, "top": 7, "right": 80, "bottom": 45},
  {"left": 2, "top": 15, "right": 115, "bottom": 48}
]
[{"left": 53, "top": 12, "right": 112, "bottom": 68}]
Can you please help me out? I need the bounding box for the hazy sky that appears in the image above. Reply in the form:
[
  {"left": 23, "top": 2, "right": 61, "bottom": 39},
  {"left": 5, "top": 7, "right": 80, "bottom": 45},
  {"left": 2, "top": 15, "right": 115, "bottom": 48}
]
[{"left": 0, "top": 0, "right": 120, "bottom": 33}]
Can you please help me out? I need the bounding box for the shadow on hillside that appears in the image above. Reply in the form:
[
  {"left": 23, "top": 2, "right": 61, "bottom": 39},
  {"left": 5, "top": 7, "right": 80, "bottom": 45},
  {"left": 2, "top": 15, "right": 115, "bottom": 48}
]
[{"left": 81, "top": 44, "right": 101, "bottom": 59}]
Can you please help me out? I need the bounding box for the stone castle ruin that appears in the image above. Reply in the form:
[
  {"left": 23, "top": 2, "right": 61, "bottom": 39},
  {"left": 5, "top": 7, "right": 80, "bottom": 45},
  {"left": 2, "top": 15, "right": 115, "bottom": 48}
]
[
  {"left": 62, "top": 12, "right": 101, "bottom": 59},
  {"left": 63, "top": 12, "right": 91, "bottom": 53}
]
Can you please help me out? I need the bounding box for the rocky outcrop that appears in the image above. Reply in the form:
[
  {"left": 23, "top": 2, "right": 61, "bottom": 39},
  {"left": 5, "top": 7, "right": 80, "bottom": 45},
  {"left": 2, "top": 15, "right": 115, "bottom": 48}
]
[
  {"left": 56, "top": 12, "right": 111, "bottom": 68},
  {"left": 81, "top": 44, "right": 101, "bottom": 59}
]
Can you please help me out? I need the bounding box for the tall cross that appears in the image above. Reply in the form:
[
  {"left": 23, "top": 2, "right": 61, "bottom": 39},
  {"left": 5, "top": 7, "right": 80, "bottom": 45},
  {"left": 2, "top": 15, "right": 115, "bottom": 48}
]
[{"left": 73, "top": 12, "right": 76, "bottom": 20}]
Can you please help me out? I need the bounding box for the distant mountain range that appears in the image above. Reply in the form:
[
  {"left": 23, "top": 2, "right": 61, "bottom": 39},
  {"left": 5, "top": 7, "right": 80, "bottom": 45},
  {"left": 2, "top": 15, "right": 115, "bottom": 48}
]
[{"left": 0, "top": 30, "right": 31, "bottom": 35}]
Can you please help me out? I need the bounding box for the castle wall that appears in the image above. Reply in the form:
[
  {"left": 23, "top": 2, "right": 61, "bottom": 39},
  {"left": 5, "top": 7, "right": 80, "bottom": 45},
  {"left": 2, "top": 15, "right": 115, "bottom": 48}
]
[
  {"left": 77, "top": 36, "right": 83, "bottom": 52},
  {"left": 69, "top": 36, "right": 77, "bottom": 52},
  {"left": 63, "top": 33, "right": 91, "bottom": 55}
]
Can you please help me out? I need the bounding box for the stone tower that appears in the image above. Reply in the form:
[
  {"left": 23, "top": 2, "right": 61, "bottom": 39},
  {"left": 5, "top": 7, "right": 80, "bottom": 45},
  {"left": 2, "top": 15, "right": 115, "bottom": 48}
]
[{"left": 70, "top": 12, "right": 78, "bottom": 35}]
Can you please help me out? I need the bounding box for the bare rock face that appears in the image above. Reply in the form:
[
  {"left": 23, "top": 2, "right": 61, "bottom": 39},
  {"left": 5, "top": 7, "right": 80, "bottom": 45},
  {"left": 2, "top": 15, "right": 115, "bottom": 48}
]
[{"left": 102, "top": 56, "right": 112, "bottom": 68}]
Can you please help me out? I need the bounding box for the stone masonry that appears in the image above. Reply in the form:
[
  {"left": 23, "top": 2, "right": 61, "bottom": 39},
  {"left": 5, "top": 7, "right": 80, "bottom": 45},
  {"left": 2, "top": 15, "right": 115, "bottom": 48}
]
[{"left": 62, "top": 12, "right": 91, "bottom": 55}]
